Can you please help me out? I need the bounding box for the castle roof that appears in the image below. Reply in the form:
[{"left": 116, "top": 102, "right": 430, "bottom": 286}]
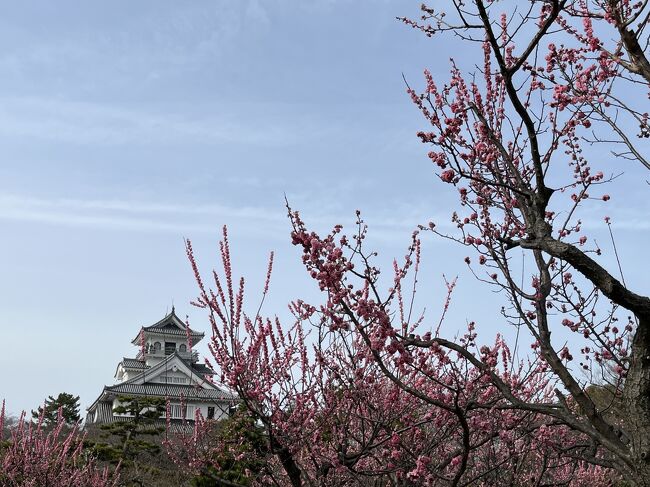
[
  {"left": 121, "top": 358, "right": 147, "bottom": 369},
  {"left": 131, "top": 307, "right": 204, "bottom": 345},
  {"left": 115, "top": 356, "right": 215, "bottom": 378},
  {"left": 88, "top": 352, "right": 236, "bottom": 414},
  {"left": 103, "top": 383, "right": 235, "bottom": 401}
]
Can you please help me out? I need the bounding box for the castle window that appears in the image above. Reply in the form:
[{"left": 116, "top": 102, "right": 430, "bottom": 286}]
[
  {"left": 165, "top": 342, "right": 176, "bottom": 355},
  {"left": 179, "top": 344, "right": 187, "bottom": 352},
  {"left": 153, "top": 342, "right": 161, "bottom": 353},
  {"left": 169, "top": 404, "right": 195, "bottom": 419}
]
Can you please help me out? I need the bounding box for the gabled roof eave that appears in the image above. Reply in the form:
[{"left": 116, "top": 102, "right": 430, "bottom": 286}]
[
  {"left": 130, "top": 310, "right": 204, "bottom": 344},
  {"left": 121, "top": 352, "right": 220, "bottom": 391}
]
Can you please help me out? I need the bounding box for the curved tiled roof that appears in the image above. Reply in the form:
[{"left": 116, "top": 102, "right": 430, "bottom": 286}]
[
  {"left": 131, "top": 309, "right": 204, "bottom": 344},
  {"left": 186, "top": 362, "right": 214, "bottom": 375},
  {"left": 104, "top": 383, "right": 237, "bottom": 401},
  {"left": 145, "top": 323, "right": 203, "bottom": 336},
  {"left": 121, "top": 358, "right": 147, "bottom": 369},
  {"left": 117, "top": 354, "right": 213, "bottom": 376}
]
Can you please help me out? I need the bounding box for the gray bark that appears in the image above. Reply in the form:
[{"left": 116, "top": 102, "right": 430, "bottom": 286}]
[{"left": 623, "top": 315, "right": 650, "bottom": 486}]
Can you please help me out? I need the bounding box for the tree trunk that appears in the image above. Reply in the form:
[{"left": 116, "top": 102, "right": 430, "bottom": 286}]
[
  {"left": 623, "top": 314, "right": 650, "bottom": 486},
  {"left": 276, "top": 445, "right": 303, "bottom": 487},
  {"left": 269, "top": 435, "right": 303, "bottom": 487}
]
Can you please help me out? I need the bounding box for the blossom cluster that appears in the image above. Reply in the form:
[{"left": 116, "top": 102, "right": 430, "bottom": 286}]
[{"left": 0, "top": 401, "right": 118, "bottom": 487}]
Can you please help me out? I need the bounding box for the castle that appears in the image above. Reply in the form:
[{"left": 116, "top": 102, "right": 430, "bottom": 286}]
[{"left": 86, "top": 308, "right": 237, "bottom": 426}]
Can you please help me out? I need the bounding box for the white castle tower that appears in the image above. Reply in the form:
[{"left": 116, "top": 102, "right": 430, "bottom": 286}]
[{"left": 86, "top": 308, "right": 237, "bottom": 426}]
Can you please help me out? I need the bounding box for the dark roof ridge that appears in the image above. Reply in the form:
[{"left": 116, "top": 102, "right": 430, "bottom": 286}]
[{"left": 130, "top": 310, "right": 204, "bottom": 344}]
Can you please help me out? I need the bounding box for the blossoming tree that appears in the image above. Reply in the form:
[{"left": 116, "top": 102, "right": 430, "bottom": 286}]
[
  {"left": 398, "top": 0, "right": 649, "bottom": 483},
  {"left": 183, "top": 226, "right": 613, "bottom": 486},
  {"left": 182, "top": 1, "right": 650, "bottom": 486},
  {"left": 0, "top": 401, "right": 118, "bottom": 487}
]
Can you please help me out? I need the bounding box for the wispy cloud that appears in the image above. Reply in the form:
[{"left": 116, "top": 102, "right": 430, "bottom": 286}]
[
  {"left": 0, "top": 193, "right": 448, "bottom": 245},
  {"left": 0, "top": 193, "right": 286, "bottom": 234},
  {"left": 0, "top": 97, "right": 311, "bottom": 147},
  {"left": 3, "top": 189, "right": 643, "bottom": 247},
  {"left": 0, "top": 194, "right": 282, "bottom": 219}
]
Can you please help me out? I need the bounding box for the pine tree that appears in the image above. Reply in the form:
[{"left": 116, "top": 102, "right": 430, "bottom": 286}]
[
  {"left": 31, "top": 392, "right": 81, "bottom": 426},
  {"left": 191, "top": 408, "right": 268, "bottom": 487},
  {"left": 91, "top": 395, "right": 166, "bottom": 464}
]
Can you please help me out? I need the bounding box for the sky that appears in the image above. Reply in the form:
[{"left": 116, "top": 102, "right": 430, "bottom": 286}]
[{"left": 0, "top": 0, "right": 647, "bottom": 418}]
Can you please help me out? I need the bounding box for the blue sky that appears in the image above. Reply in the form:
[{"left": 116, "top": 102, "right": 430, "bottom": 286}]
[{"left": 0, "top": 1, "right": 647, "bottom": 417}]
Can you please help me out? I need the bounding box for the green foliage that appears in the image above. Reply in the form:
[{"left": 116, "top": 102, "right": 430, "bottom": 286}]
[
  {"left": 84, "top": 396, "right": 172, "bottom": 486},
  {"left": 87, "top": 395, "right": 166, "bottom": 465},
  {"left": 191, "top": 408, "right": 268, "bottom": 487},
  {"left": 31, "top": 392, "right": 81, "bottom": 426}
]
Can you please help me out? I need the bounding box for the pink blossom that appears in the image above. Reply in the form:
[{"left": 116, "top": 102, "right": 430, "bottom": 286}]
[{"left": 440, "top": 169, "right": 456, "bottom": 183}]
